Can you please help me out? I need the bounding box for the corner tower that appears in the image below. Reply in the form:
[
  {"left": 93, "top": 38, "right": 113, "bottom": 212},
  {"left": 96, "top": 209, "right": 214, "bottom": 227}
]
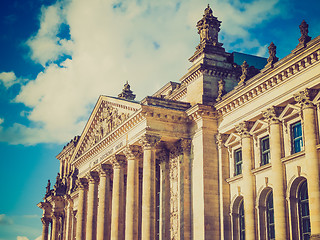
[{"left": 182, "top": 5, "right": 239, "bottom": 105}]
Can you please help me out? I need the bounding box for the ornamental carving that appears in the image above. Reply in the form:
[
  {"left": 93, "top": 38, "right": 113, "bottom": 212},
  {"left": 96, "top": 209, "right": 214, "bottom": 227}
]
[
  {"left": 86, "top": 171, "right": 99, "bottom": 183},
  {"left": 156, "top": 148, "right": 169, "bottom": 165},
  {"left": 294, "top": 88, "right": 317, "bottom": 109},
  {"left": 123, "top": 145, "right": 142, "bottom": 160},
  {"left": 180, "top": 138, "right": 192, "bottom": 154},
  {"left": 262, "top": 106, "right": 284, "bottom": 124},
  {"left": 97, "top": 163, "right": 112, "bottom": 177},
  {"left": 266, "top": 42, "right": 279, "bottom": 68},
  {"left": 216, "top": 79, "right": 225, "bottom": 101},
  {"left": 139, "top": 134, "right": 161, "bottom": 149},
  {"left": 83, "top": 105, "right": 130, "bottom": 152},
  {"left": 110, "top": 155, "right": 126, "bottom": 169},
  {"left": 215, "top": 133, "right": 229, "bottom": 148},
  {"left": 297, "top": 20, "right": 311, "bottom": 47},
  {"left": 169, "top": 156, "right": 180, "bottom": 240},
  {"left": 235, "top": 121, "right": 253, "bottom": 138},
  {"left": 76, "top": 177, "right": 88, "bottom": 190}
]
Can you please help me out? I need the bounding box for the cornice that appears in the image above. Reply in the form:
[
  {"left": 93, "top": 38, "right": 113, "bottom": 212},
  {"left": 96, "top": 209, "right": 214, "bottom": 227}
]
[
  {"left": 186, "top": 104, "right": 217, "bottom": 121},
  {"left": 215, "top": 37, "right": 320, "bottom": 116}
]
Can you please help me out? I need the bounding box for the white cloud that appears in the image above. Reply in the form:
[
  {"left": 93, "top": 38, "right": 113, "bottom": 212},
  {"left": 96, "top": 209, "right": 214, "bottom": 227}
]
[
  {"left": 3, "top": 0, "right": 286, "bottom": 145},
  {"left": 0, "top": 71, "right": 20, "bottom": 88},
  {"left": 34, "top": 236, "right": 42, "bottom": 240},
  {"left": 17, "top": 237, "right": 29, "bottom": 240}
]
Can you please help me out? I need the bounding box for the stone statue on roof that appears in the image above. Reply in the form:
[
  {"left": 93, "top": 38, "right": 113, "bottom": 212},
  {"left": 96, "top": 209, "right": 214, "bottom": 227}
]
[{"left": 118, "top": 81, "right": 136, "bottom": 100}]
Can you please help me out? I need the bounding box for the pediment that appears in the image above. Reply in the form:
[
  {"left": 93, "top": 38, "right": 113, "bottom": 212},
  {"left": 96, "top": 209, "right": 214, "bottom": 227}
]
[
  {"left": 279, "top": 104, "right": 300, "bottom": 120},
  {"left": 72, "top": 96, "right": 141, "bottom": 160},
  {"left": 313, "top": 90, "right": 320, "bottom": 104},
  {"left": 225, "top": 133, "right": 240, "bottom": 147},
  {"left": 249, "top": 120, "right": 268, "bottom": 135}
]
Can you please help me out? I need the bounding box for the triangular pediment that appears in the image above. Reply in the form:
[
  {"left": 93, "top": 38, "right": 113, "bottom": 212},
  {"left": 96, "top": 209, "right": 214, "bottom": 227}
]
[
  {"left": 225, "top": 133, "right": 240, "bottom": 147},
  {"left": 72, "top": 96, "right": 141, "bottom": 160},
  {"left": 279, "top": 104, "right": 300, "bottom": 120},
  {"left": 249, "top": 120, "right": 268, "bottom": 135}
]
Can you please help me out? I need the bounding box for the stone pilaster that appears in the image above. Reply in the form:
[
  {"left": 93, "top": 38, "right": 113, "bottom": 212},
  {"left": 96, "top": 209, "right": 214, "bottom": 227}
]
[
  {"left": 76, "top": 177, "right": 88, "bottom": 240},
  {"left": 124, "top": 145, "right": 142, "bottom": 240},
  {"left": 86, "top": 171, "right": 100, "bottom": 240},
  {"left": 294, "top": 89, "right": 320, "bottom": 239},
  {"left": 41, "top": 217, "right": 51, "bottom": 240},
  {"left": 139, "top": 134, "right": 161, "bottom": 240},
  {"left": 97, "top": 164, "right": 112, "bottom": 240},
  {"left": 181, "top": 138, "right": 192, "bottom": 240},
  {"left": 216, "top": 133, "right": 231, "bottom": 240},
  {"left": 263, "top": 106, "right": 288, "bottom": 239},
  {"left": 110, "top": 155, "right": 126, "bottom": 240},
  {"left": 235, "top": 121, "right": 256, "bottom": 239},
  {"left": 156, "top": 148, "right": 170, "bottom": 240}
]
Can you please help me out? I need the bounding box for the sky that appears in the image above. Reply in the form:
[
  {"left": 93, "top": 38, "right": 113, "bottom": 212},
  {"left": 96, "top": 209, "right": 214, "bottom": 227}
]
[{"left": 0, "top": 0, "right": 320, "bottom": 239}]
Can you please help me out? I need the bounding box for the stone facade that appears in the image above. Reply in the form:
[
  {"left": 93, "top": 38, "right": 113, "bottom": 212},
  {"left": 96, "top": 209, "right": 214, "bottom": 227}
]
[{"left": 38, "top": 5, "right": 320, "bottom": 240}]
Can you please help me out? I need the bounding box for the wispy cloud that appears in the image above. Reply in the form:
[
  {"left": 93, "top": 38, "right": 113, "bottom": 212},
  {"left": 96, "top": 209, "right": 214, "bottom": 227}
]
[
  {"left": 17, "top": 237, "right": 29, "bottom": 240},
  {"left": 0, "top": 214, "right": 14, "bottom": 225},
  {"left": 1, "top": 0, "right": 286, "bottom": 145}
]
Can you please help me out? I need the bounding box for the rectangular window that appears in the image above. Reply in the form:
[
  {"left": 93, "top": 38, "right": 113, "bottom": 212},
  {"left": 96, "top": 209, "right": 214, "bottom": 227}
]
[
  {"left": 261, "top": 136, "right": 270, "bottom": 165},
  {"left": 234, "top": 148, "right": 242, "bottom": 176},
  {"left": 291, "top": 121, "right": 303, "bottom": 154}
]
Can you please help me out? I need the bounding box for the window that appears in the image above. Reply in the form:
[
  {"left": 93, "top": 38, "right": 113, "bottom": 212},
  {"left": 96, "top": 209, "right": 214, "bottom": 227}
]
[
  {"left": 266, "top": 192, "right": 275, "bottom": 240},
  {"left": 234, "top": 148, "right": 242, "bottom": 175},
  {"left": 291, "top": 121, "right": 303, "bottom": 153},
  {"left": 299, "top": 181, "right": 311, "bottom": 240},
  {"left": 261, "top": 136, "right": 270, "bottom": 165},
  {"left": 239, "top": 201, "right": 245, "bottom": 240}
]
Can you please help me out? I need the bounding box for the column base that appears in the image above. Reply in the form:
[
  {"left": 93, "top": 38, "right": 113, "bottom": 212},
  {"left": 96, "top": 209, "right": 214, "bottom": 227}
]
[{"left": 311, "top": 234, "right": 320, "bottom": 240}]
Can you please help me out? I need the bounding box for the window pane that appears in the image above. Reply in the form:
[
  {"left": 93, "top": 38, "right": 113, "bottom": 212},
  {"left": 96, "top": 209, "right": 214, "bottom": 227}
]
[
  {"left": 292, "top": 122, "right": 303, "bottom": 153},
  {"left": 299, "top": 181, "right": 311, "bottom": 239}
]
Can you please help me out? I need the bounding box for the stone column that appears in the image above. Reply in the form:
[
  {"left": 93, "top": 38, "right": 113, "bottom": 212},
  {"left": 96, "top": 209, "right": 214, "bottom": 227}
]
[
  {"left": 110, "top": 155, "right": 126, "bottom": 240},
  {"left": 294, "top": 89, "right": 320, "bottom": 239},
  {"left": 76, "top": 177, "right": 88, "bottom": 240},
  {"left": 41, "top": 217, "right": 50, "bottom": 240},
  {"left": 216, "top": 133, "right": 231, "bottom": 240},
  {"left": 64, "top": 197, "right": 73, "bottom": 240},
  {"left": 263, "top": 107, "right": 288, "bottom": 239},
  {"left": 181, "top": 138, "right": 192, "bottom": 240},
  {"left": 140, "top": 134, "right": 161, "bottom": 240},
  {"left": 236, "top": 121, "right": 256, "bottom": 239},
  {"left": 51, "top": 212, "right": 62, "bottom": 240},
  {"left": 124, "top": 145, "right": 141, "bottom": 240},
  {"left": 97, "top": 164, "right": 112, "bottom": 240},
  {"left": 157, "top": 148, "right": 170, "bottom": 240},
  {"left": 86, "top": 171, "right": 100, "bottom": 240}
]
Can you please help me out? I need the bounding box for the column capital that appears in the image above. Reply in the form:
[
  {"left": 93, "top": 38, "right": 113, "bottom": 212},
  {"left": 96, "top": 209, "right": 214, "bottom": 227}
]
[
  {"left": 215, "top": 133, "right": 229, "bottom": 148},
  {"left": 76, "top": 177, "right": 88, "bottom": 190},
  {"left": 139, "top": 134, "right": 161, "bottom": 149},
  {"left": 51, "top": 211, "right": 63, "bottom": 220},
  {"left": 235, "top": 121, "right": 253, "bottom": 138},
  {"left": 294, "top": 88, "right": 318, "bottom": 109},
  {"left": 41, "top": 217, "right": 51, "bottom": 225},
  {"left": 166, "top": 141, "right": 182, "bottom": 159},
  {"left": 156, "top": 148, "right": 169, "bottom": 165},
  {"left": 181, "top": 138, "right": 192, "bottom": 154},
  {"left": 98, "top": 163, "right": 112, "bottom": 177},
  {"left": 86, "top": 171, "right": 99, "bottom": 183},
  {"left": 262, "top": 106, "right": 284, "bottom": 124},
  {"left": 123, "top": 145, "right": 142, "bottom": 160},
  {"left": 110, "top": 154, "right": 126, "bottom": 169}
]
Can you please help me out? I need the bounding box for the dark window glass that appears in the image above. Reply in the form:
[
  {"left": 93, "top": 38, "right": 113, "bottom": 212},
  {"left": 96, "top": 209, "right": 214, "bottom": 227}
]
[
  {"left": 235, "top": 148, "right": 242, "bottom": 176},
  {"left": 261, "top": 136, "right": 270, "bottom": 165},
  {"left": 266, "top": 192, "right": 275, "bottom": 240},
  {"left": 292, "top": 122, "right": 303, "bottom": 153},
  {"left": 299, "top": 181, "right": 311, "bottom": 240},
  {"left": 239, "top": 201, "right": 245, "bottom": 240}
]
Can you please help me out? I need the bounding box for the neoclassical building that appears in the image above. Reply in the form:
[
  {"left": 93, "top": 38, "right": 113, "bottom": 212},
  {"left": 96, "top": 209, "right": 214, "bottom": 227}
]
[{"left": 38, "top": 5, "right": 320, "bottom": 240}]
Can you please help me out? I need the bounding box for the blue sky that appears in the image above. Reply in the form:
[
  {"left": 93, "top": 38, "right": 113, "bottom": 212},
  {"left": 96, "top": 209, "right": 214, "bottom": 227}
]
[{"left": 1, "top": 0, "right": 320, "bottom": 239}]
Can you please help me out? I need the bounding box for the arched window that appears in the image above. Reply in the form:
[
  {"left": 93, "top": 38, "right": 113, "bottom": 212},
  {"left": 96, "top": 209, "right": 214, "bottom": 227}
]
[
  {"left": 239, "top": 201, "right": 245, "bottom": 240},
  {"left": 266, "top": 192, "right": 275, "bottom": 240},
  {"left": 298, "top": 181, "right": 310, "bottom": 240}
]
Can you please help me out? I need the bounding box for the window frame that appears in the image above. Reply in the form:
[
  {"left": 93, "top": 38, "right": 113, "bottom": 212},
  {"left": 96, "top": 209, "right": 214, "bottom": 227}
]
[
  {"left": 239, "top": 201, "right": 245, "bottom": 240},
  {"left": 291, "top": 121, "right": 304, "bottom": 154},
  {"left": 298, "top": 181, "right": 311, "bottom": 240},
  {"left": 260, "top": 135, "right": 270, "bottom": 166},
  {"left": 266, "top": 192, "right": 275, "bottom": 240},
  {"left": 234, "top": 148, "right": 243, "bottom": 176}
]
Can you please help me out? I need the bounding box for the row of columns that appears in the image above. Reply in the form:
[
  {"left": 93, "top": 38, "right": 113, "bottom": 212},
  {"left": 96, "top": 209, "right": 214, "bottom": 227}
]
[
  {"left": 231, "top": 88, "right": 320, "bottom": 239},
  {"left": 74, "top": 135, "right": 192, "bottom": 240}
]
